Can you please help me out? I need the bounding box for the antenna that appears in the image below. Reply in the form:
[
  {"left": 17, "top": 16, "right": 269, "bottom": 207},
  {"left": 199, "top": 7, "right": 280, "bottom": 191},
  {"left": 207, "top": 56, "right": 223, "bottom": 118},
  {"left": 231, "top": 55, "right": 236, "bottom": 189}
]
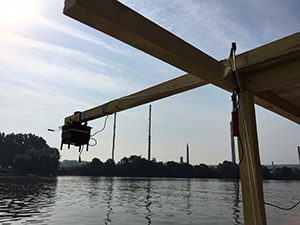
[
  {"left": 148, "top": 105, "right": 152, "bottom": 161},
  {"left": 111, "top": 113, "right": 117, "bottom": 161}
]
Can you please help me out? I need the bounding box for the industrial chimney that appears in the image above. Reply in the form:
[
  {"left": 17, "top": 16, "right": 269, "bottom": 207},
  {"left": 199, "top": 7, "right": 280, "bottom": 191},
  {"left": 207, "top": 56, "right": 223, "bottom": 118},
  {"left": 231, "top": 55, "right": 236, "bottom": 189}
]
[{"left": 186, "top": 143, "right": 189, "bottom": 164}]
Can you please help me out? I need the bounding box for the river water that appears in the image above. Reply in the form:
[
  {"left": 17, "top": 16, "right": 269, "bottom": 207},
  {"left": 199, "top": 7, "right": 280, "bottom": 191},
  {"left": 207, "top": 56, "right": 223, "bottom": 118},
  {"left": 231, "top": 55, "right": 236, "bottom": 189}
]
[{"left": 0, "top": 176, "right": 299, "bottom": 224}]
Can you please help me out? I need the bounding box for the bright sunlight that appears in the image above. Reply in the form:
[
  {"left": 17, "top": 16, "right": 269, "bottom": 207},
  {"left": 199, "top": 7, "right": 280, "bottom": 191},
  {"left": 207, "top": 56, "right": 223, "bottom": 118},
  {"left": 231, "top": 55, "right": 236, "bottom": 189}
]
[{"left": 0, "top": 0, "right": 37, "bottom": 21}]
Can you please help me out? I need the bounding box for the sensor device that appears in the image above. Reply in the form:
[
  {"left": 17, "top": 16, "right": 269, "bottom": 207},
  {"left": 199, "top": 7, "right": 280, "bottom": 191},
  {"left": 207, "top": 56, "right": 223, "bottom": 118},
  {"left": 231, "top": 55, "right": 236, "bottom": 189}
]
[{"left": 60, "top": 122, "right": 91, "bottom": 151}]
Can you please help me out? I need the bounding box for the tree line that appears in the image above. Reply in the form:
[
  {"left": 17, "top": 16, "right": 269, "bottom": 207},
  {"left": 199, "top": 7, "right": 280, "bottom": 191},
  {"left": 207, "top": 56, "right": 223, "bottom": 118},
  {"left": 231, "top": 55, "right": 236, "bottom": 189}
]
[
  {"left": 59, "top": 155, "right": 300, "bottom": 180},
  {"left": 0, "top": 133, "right": 60, "bottom": 175},
  {"left": 1, "top": 132, "right": 299, "bottom": 180}
]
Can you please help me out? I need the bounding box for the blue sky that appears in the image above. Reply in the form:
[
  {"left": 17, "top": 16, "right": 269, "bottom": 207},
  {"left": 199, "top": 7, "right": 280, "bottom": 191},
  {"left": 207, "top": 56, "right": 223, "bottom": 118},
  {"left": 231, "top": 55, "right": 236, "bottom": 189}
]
[{"left": 1, "top": 0, "right": 300, "bottom": 165}]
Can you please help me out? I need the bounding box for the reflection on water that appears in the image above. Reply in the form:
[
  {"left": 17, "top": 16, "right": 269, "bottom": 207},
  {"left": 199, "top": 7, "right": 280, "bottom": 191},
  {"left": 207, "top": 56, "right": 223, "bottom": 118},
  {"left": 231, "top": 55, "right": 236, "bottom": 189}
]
[
  {"left": 0, "top": 176, "right": 57, "bottom": 224},
  {"left": 232, "top": 182, "right": 242, "bottom": 224},
  {"left": 0, "top": 177, "right": 299, "bottom": 224},
  {"left": 185, "top": 179, "right": 192, "bottom": 216},
  {"left": 104, "top": 178, "right": 114, "bottom": 224},
  {"left": 145, "top": 179, "right": 152, "bottom": 224}
]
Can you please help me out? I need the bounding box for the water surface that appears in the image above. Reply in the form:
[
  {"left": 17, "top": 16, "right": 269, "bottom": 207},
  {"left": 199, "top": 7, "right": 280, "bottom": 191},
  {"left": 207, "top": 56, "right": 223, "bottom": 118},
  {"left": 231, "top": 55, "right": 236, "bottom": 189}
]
[{"left": 0, "top": 176, "right": 299, "bottom": 224}]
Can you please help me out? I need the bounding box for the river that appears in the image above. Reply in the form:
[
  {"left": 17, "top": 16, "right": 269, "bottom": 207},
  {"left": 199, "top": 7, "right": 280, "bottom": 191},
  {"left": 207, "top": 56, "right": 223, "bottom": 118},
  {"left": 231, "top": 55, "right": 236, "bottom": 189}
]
[{"left": 0, "top": 176, "right": 299, "bottom": 224}]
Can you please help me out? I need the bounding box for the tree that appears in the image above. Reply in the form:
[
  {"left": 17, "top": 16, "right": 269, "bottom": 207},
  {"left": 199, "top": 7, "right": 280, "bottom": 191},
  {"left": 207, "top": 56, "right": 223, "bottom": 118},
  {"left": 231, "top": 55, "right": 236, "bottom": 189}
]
[
  {"left": 194, "top": 163, "right": 217, "bottom": 178},
  {"left": 273, "top": 167, "right": 295, "bottom": 180},
  {"left": 261, "top": 165, "right": 271, "bottom": 179},
  {"left": 0, "top": 133, "right": 59, "bottom": 175},
  {"left": 91, "top": 158, "right": 103, "bottom": 176},
  {"left": 103, "top": 159, "right": 116, "bottom": 176},
  {"left": 13, "top": 147, "right": 60, "bottom": 175},
  {"left": 216, "top": 161, "right": 238, "bottom": 179},
  {"left": 0, "top": 133, "right": 49, "bottom": 167}
]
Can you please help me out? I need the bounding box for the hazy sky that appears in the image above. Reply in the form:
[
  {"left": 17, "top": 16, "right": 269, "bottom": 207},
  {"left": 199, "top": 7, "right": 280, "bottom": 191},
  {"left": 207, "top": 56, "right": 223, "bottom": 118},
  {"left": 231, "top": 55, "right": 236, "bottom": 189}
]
[{"left": 1, "top": 0, "right": 300, "bottom": 165}]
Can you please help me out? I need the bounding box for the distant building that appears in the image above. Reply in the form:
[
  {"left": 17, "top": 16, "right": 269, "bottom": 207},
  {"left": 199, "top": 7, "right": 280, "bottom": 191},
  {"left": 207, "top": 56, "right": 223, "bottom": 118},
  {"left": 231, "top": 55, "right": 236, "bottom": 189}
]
[{"left": 180, "top": 156, "right": 183, "bottom": 164}]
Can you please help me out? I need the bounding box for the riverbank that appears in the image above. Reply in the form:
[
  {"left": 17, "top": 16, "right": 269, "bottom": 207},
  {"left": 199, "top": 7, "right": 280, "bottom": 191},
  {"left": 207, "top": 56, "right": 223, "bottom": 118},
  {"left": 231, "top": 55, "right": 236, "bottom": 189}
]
[{"left": 58, "top": 155, "right": 300, "bottom": 180}]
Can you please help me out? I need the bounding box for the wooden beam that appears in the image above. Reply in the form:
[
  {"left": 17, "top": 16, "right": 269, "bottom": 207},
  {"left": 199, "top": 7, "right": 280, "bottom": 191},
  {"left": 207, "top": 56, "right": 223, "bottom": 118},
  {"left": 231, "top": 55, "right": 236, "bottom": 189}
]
[
  {"left": 221, "top": 31, "right": 300, "bottom": 75},
  {"left": 255, "top": 90, "right": 300, "bottom": 125},
  {"left": 245, "top": 59, "right": 300, "bottom": 93},
  {"left": 63, "top": 0, "right": 233, "bottom": 91},
  {"left": 65, "top": 74, "right": 208, "bottom": 124},
  {"left": 238, "top": 90, "right": 266, "bottom": 225}
]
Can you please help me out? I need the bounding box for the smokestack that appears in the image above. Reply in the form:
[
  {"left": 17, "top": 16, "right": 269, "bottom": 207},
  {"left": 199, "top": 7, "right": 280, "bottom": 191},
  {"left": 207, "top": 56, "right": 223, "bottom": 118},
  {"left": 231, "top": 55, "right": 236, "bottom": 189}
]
[{"left": 186, "top": 143, "right": 189, "bottom": 164}]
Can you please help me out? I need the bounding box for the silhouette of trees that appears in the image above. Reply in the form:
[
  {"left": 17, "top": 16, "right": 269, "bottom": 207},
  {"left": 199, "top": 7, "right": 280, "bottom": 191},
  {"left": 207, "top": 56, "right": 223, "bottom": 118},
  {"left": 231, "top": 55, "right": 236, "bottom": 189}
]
[
  {"left": 194, "top": 163, "right": 217, "bottom": 178},
  {"left": 261, "top": 165, "right": 272, "bottom": 179},
  {"left": 216, "top": 161, "right": 239, "bottom": 179},
  {"left": 273, "top": 167, "right": 297, "bottom": 180},
  {"left": 91, "top": 158, "right": 103, "bottom": 176},
  {"left": 58, "top": 156, "right": 300, "bottom": 181},
  {"left": 0, "top": 133, "right": 60, "bottom": 175}
]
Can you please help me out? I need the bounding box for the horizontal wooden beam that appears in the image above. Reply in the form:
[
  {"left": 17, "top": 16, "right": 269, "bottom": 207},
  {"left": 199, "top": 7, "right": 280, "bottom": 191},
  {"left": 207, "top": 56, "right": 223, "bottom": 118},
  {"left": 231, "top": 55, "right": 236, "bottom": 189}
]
[
  {"left": 64, "top": 1, "right": 300, "bottom": 125},
  {"left": 64, "top": 0, "right": 233, "bottom": 91},
  {"left": 254, "top": 90, "right": 300, "bottom": 125},
  {"left": 244, "top": 59, "right": 300, "bottom": 93},
  {"left": 65, "top": 74, "right": 208, "bottom": 124},
  {"left": 221, "top": 32, "right": 300, "bottom": 76}
]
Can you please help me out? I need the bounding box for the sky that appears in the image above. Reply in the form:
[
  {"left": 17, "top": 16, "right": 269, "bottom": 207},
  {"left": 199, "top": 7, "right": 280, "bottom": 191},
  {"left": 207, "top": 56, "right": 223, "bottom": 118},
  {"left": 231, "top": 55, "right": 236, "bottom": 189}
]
[{"left": 0, "top": 0, "right": 300, "bottom": 165}]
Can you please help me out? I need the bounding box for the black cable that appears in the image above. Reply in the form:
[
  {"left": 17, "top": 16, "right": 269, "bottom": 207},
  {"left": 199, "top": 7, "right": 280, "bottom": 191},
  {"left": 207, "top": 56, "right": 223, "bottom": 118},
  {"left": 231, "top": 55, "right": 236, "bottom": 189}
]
[{"left": 265, "top": 200, "right": 300, "bottom": 211}]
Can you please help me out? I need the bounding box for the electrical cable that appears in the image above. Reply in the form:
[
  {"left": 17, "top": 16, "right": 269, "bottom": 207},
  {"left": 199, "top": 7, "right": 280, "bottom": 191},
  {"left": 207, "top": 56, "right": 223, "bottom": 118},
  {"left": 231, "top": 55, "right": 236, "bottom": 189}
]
[
  {"left": 89, "top": 138, "right": 97, "bottom": 147},
  {"left": 264, "top": 200, "right": 300, "bottom": 211},
  {"left": 91, "top": 115, "right": 110, "bottom": 137}
]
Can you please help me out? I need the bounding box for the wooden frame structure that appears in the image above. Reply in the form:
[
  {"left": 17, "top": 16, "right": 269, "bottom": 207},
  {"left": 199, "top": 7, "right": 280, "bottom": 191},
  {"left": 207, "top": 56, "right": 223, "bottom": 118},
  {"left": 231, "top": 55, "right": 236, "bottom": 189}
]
[{"left": 63, "top": 1, "right": 300, "bottom": 224}]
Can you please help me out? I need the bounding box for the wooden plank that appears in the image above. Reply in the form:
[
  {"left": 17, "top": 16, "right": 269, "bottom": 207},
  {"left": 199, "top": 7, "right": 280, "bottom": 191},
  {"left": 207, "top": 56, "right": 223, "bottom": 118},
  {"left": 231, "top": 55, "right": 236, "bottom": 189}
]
[
  {"left": 244, "top": 59, "right": 300, "bottom": 93},
  {"left": 64, "top": 0, "right": 300, "bottom": 125},
  {"left": 238, "top": 90, "right": 266, "bottom": 225},
  {"left": 221, "top": 31, "right": 300, "bottom": 75},
  {"left": 254, "top": 90, "right": 300, "bottom": 125},
  {"left": 63, "top": 0, "right": 233, "bottom": 91},
  {"left": 65, "top": 74, "right": 208, "bottom": 124}
]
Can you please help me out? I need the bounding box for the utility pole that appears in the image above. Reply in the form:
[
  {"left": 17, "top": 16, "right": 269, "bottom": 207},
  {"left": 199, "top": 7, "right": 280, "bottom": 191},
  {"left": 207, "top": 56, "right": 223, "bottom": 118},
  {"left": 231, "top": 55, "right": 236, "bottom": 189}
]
[
  {"left": 112, "top": 113, "right": 117, "bottom": 161},
  {"left": 186, "top": 143, "right": 189, "bottom": 164},
  {"left": 298, "top": 146, "right": 300, "bottom": 165},
  {"left": 148, "top": 105, "right": 152, "bottom": 161},
  {"left": 230, "top": 121, "right": 236, "bottom": 164}
]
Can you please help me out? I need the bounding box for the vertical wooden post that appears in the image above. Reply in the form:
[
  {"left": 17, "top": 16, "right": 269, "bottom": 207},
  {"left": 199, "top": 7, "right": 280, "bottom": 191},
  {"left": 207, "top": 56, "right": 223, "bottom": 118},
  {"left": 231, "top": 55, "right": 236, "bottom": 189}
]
[{"left": 238, "top": 90, "right": 267, "bottom": 225}]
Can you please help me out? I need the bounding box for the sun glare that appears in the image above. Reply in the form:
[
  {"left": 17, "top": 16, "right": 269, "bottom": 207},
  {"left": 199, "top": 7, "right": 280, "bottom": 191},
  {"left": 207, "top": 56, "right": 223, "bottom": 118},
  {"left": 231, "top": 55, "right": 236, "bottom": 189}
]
[{"left": 0, "top": 0, "right": 37, "bottom": 21}]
